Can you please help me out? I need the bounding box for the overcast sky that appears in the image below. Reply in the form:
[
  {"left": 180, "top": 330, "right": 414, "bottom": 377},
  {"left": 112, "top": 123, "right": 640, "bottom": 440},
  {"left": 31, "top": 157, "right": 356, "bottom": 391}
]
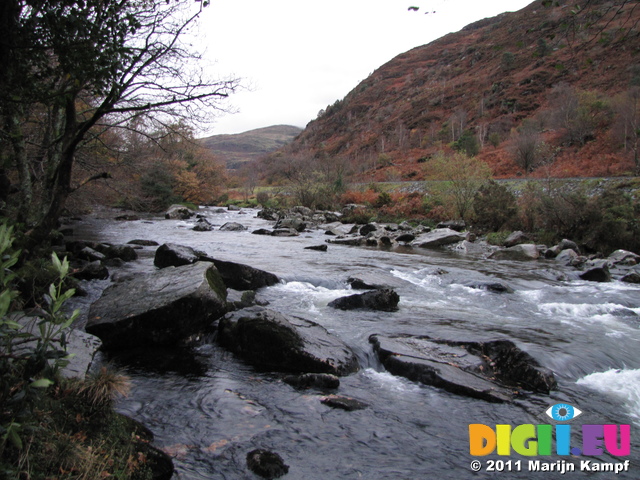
[{"left": 198, "top": 0, "right": 534, "bottom": 136}]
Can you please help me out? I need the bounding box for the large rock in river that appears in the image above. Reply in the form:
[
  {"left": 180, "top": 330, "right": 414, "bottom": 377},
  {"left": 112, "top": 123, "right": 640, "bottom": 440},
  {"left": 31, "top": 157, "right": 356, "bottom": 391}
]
[
  {"left": 328, "top": 289, "right": 399, "bottom": 312},
  {"left": 218, "top": 307, "right": 359, "bottom": 375},
  {"left": 411, "top": 228, "right": 466, "bottom": 248},
  {"left": 86, "top": 262, "right": 227, "bottom": 349},
  {"left": 370, "top": 334, "right": 556, "bottom": 403}
]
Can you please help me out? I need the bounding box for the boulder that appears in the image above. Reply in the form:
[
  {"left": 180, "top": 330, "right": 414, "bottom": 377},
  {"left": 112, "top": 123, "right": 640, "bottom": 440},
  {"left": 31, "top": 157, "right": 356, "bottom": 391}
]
[
  {"left": 370, "top": 335, "right": 556, "bottom": 403},
  {"left": 86, "top": 262, "right": 227, "bottom": 349},
  {"left": 154, "top": 243, "right": 201, "bottom": 268},
  {"left": 411, "top": 228, "right": 466, "bottom": 248},
  {"left": 503, "top": 231, "right": 530, "bottom": 248},
  {"left": 101, "top": 244, "right": 138, "bottom": 262},
  {"left": 608, "top": 249, "right": 640, "bottom": 266},
  {"left": 227, "top": 204, "right": 241, "bottom": 211},
  {"left": 558, "top": 238, "right": 580, "bottom": 253},
  {"left": 579, "top": 265, "right": 611, "bottom": 282},
  {"left": 622, "top": 272, "right": 640, "bottom": 284},
  {"left": 359, "top": 223, "right": 379, "bottom": 236},
  {"left": 555, "top": 248, "right": 579, "bottom": 264},
  {"left": 219, "top": 222, "right": 247, "bottom": 231},
  {"left": 208, "top": 258, "right": 279, "bottom": 291},
  {"left": 192, "top": 218, "right": 214, "bottom": 232},
  {"left": 77, "top": 246, "right": 106, "bottom": 262},
  {"left": 346, "top": 272, "right": 405, "bottom": 290},
  {"left": 217, "top": 307, "right": 359, "bottom": 375},
  {"left": 395, "top": 233, "right": 415, "bottom": 243},
  {"left": 73, "top": 260, "right": 109, "bottom": 280},
  {"left": 489, "top": 244, "right": 540, "bottom": 261},
  {"left": 246, "top": 449, "right": 289, "bottom": 479},
  {"left": 165, "top": 204, "right": 195, "bottom": 220},
  {"left": 328, "top": 289, "right": 399, "bottom": 312},
  {"left": 436, "top": 220, "right": 466, "bottom": 232}
]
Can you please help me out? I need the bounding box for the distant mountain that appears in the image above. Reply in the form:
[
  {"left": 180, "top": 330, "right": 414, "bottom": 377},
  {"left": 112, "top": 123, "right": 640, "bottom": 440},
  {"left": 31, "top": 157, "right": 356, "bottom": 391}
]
[
  {"left": 200, "top": 125, "right": 302, "bottom": 169},
  {"left": 282, "top": 0, "right": 640, "bottom": 179}
]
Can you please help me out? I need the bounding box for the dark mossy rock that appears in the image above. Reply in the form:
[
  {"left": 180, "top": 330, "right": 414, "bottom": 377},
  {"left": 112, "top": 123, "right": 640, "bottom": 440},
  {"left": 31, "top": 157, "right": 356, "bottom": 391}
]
[
  {"left": 370, "top": 334, "right": 556, "bottom": 403},
  {"left": 218, "top": 307, "right": 359, "bottom": 375},
  {"left": 320, "top": 394, "right": 368, "bottom": 411},
  {"left": 87, "top": 262, "right": 227, "bottom": 349},
  {"left": 246, "top": 449, "right": 289, "bottom": 479},
  {"left": 328, "top": 288, "right": 399, "bottom": 312},
  {"left": 579, "top": 265, "right": 611, "bottom": 282}
]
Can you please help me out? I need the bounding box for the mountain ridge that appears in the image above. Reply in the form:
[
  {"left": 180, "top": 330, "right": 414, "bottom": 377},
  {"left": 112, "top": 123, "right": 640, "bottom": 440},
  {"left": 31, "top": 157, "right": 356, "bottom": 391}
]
[{"left": 279, "top": 0, "right": 640, "bottom": 180}]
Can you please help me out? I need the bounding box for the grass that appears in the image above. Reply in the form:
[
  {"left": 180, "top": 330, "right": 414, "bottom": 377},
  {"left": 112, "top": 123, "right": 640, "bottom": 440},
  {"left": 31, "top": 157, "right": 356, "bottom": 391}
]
[{"left": 0, "top": 368, "right": 161, "bottom": 480}]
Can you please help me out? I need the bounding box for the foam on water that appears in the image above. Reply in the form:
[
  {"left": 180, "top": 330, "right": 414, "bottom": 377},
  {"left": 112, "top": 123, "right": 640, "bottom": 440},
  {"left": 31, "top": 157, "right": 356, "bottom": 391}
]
[
  {"left": 362, "top": 368, "right": 422, "bottom": 394},
  {"left": 577, "top": 368, "right": 640, "bottom": 424}
]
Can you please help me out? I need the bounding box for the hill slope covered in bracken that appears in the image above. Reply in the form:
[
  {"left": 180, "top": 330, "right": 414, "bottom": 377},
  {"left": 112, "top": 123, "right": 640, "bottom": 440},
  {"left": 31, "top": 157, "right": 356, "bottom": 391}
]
[{"left": 281, "top": 0, "right": 640, "bottom": 181}]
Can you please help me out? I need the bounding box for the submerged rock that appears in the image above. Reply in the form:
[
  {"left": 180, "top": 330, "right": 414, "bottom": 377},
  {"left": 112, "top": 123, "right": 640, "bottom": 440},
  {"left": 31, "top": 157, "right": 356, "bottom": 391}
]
[
  {"left": 328, "top": 289, "right": 399, "bottom": 312},
  {"left": 370, "top": 334, "right": 556, "bottom": 403},
  {"left": 320, "top": 394, "right": 368, "bottom": 411},
  {"left": 246, "top": 449, "right": 289, "bottom": 479},
  {"left": 218, "top": 307, "right": 359, "bottom": 375},
  {"left": 86, "top": 262, "right": 227, "bottom": 349},
  {"left": 283, "top": 373, "right": 340, "bottom": 389}
]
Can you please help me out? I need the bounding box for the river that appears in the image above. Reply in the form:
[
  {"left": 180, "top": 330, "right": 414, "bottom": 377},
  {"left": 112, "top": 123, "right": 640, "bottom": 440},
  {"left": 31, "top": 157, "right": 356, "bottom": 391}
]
[{"left": 69, "top": 207, "right": 640, "bottom": 479}]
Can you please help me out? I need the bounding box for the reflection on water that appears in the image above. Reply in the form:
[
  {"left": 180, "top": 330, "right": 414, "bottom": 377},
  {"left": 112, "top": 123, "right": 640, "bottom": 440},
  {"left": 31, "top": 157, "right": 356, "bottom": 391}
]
[{"left": 70, "top": 207, "right": 640, "bottom": 479}]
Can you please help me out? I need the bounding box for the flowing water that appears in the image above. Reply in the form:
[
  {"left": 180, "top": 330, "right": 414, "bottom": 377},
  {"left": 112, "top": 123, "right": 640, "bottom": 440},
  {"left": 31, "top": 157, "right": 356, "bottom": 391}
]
[{"left": 69, "top": 207, "right": 640, "bottom": 479}]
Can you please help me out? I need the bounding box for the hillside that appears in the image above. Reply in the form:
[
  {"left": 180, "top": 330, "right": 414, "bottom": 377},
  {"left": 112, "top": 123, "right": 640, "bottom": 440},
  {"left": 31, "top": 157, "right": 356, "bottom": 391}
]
[
  {"left": 200, "top": 125, "right": 302, "bottom": 169},
  {"left": 282, "top": 0, "right": 640, "bottom": 180}
]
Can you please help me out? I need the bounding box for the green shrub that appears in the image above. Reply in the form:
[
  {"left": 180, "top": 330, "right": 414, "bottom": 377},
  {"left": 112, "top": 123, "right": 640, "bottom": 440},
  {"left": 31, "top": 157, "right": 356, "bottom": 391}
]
[{"left": 473, "top": 181, "right": 519, "bottom": 232}]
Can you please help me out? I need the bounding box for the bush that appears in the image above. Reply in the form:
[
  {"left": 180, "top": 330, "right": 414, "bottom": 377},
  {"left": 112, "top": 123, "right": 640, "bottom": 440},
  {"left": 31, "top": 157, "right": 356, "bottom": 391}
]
[{"left": 473, "top": 181, "right": 519, "bottom": 232}]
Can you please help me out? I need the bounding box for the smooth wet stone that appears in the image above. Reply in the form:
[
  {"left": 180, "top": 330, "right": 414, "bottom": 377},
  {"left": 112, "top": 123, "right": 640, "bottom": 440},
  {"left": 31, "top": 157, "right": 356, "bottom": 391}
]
[
  {"left": 411, "top": 228, "right": 466, "bottom": 248},
  {"left": 218, "top": 307, "right": 359, "bottom": 376},
  {"left": 87, "top": 262, "right": 227, "bottom": 349},
  {"left": 320, "top": 394, "right": 368, "bottom": 411},
  {"left": 328, "top": 289, "right": 399, "bottom": 312},
  {"left": 246, "top": 449, "right": 289, "bottom": 479}
]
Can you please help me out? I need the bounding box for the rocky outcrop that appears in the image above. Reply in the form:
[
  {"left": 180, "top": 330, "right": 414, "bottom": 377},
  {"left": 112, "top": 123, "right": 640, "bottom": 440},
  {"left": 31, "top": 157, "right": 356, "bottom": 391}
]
[
  {"left": 217, "top": 307, "right": 359, "bottom": 375},
  {"left": 370, "top": 334, "right": 556, "bottom": 403},
  {"left": 328, "top": 289, "right": 399, "bottom": 312},
  {"left": 411, "top": 228, "right": 466, "bottom": 248},
  {"left": 86, "top": 262, "right": 227, "bottom": 349}
]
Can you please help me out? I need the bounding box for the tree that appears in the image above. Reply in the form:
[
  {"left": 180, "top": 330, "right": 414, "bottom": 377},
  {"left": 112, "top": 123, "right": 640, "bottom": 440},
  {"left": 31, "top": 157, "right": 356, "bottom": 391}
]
[
  {"left": 509, "top": 121, "right": 554, "bottom": 173},
  {"left": 613, "top": 87, "right": 640, "bottom": 173},
  {"left": 424, "top": 151, "right": 492, "bottom": 221},
  {"left": 0, "top": 0, "right": 238, "bottom": 244}
]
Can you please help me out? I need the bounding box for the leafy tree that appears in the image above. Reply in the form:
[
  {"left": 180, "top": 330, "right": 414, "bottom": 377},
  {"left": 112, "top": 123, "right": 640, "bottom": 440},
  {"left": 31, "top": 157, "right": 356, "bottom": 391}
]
[
  {"left": 0, "top": 0, "right": 237, "bottom": 245},
  {"left": 424, "top": 151, "right": 492, "bottom": 221}
]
